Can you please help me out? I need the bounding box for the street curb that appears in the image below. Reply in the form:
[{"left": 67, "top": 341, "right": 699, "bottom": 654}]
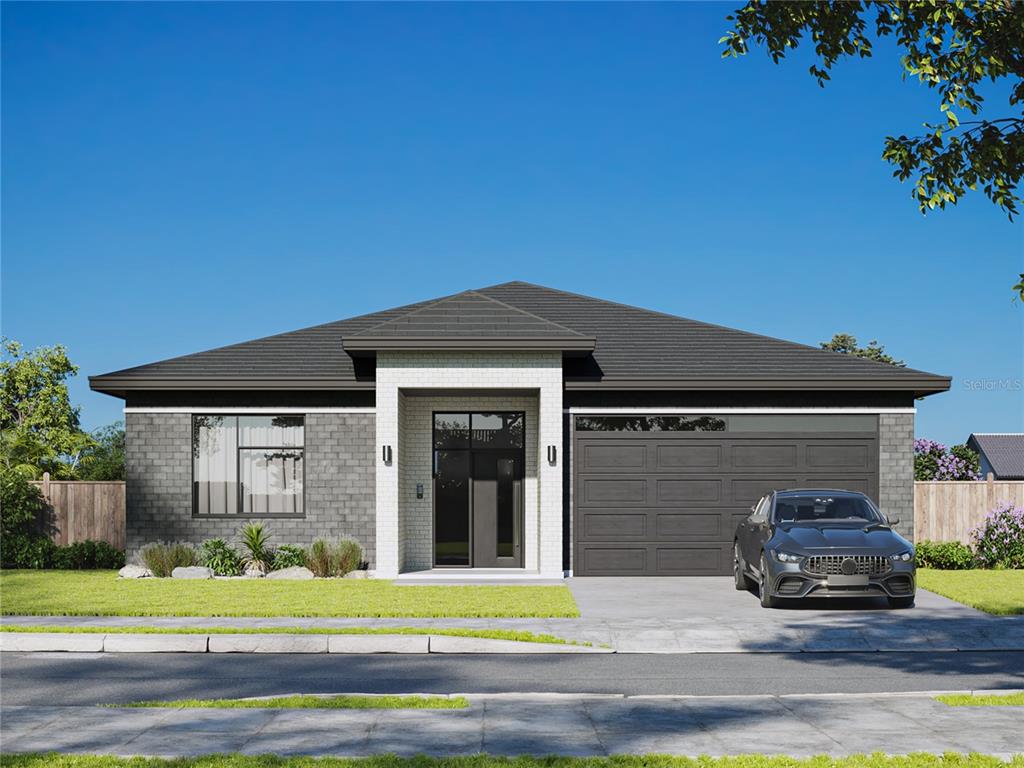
[
  {"left": 208, "top": 634, "right": 329, "bottom": 654},
  {"left": 103, "top": 634, "right": 209, "bottom": 653},
  {"left": 429, "top": 635, "right": 610, "bottom": 654},
  {"left": 329, "top": 635, "right": 429, "bottom": 654},
  {"left": 0, "top": 632, "right": 104, "bottom": 653},
  {"left": 0, "top": 631, "right": 610, "bottom": 655}
]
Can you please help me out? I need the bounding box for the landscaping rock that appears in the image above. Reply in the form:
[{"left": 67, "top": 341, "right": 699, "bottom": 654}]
[
  {"left": 118, "top": 565, "right": 152, "bottom": 579},
  {"left": 171, "top": 566, "right": 214, "bottom": 579},
  {"left": 343, "top": 570, "right": 369, "bottom": 579},
  {"left": 243, "top": 565, "right": 266, "bottom": 578},
  {"left": 266, "top": 566, "right": 314, "bottom": 580}
]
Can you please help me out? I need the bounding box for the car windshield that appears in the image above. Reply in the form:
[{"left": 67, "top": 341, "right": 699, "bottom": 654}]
[{"left": 773, "top": 494, "right": 882, "bottom": 524}]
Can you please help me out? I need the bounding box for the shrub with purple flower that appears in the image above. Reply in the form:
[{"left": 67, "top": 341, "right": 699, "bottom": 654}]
[
  {"left": 971, "top": 502, "right": 1024, "bottom": 569},
  {"left": 913, "top": 438, "right": 982, "bottom": 481}
]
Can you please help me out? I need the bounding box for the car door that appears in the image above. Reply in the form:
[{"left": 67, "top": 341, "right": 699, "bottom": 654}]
[{"left": 739, "top": 495, "right": 770, "bottom": 566}]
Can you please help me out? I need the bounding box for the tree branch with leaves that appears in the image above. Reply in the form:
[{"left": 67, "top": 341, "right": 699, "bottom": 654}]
[{"left": 721, "top": 1, "right": 1023, "bottom": 298}]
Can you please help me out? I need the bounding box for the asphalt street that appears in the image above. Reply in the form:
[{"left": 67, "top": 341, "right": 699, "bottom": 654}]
[{"left": 2, "top": 650, "right": 1023, "bottom": 705}]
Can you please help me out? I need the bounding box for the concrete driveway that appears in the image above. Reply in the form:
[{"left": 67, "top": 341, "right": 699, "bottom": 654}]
[{"left": 565, "top": 577, "right": 1024, "bottom": 653}]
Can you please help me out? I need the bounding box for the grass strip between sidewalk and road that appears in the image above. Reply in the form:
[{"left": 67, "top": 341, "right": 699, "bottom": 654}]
[
  {"left": 0, "top": 570, "right": 579, "bottom": 618},
  {"left": 2, "top": 754, "right": 1022, "bottom": 768},
  {"left": 917, "top": 569, "right": 1024, "bottom": 616},
  {"left": 0, "top": 624, "right": 586, "bottom": 646},
  {"left": 936, "top": 692, "right": 1024, "bottom": 706},
  {"left": 111, "top": 694, "right": 467, "bottom": 710}
]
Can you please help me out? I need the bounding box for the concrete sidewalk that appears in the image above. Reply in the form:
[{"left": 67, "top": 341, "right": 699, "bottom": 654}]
[{"left": 2, "top": 692, "right": 1022, "bottom": 757}]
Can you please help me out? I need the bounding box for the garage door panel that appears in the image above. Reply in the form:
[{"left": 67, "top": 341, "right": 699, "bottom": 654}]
[
  {"left": 656, "top": 545, "right": 726, "bottom": 575},
  {"left": 806, "top": 443, "right": 871, "bottom": 468},
  {"left": 656, "top": 478, "right": 721, "bottom": 503},
  {"left": 732, "top": 444, "right": 798, "bottom": 468},
  {"left": 580, "top": 509, "right": 737, "bottom": 541},
  {"left": 656, "top": 445, "right": 722, "bottom": 470},
  {"left": 655, "top": 511, "right": 723, "bottom": 538},
  {"left": 583, "top": 512, "right": 648, "bottom": 539},
  {"left": 574, "top": 432, "right": 878, "bottom": 576},
  {"left": 576, "top": 543, "right": 731, "bottom": 576},
  {"left": 583, "top": 444, "right": 647, "bottom": 471},
  {"left": 582, "top": 478, "right": 647, "bottom": 505},
  {"left": 582, "top": 546, "right": 647, "bottom": 574}
]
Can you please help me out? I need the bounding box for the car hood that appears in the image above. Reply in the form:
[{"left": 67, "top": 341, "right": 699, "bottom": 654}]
[{"left": 771, "top": 523, "right": 911, "bottom": 555}]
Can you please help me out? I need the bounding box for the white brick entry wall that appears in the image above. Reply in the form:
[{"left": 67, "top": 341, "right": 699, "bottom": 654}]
[{"left": 374, "top": 351, "right": 564, "bottom": 578}]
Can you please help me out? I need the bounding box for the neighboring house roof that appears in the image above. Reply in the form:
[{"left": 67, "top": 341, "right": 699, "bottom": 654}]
[
  {"left": 967, "top": 433, "right": 1024, "bottom": 480},
  {"left": 90, "top": 280, "right": 952, "bottom": 397}
]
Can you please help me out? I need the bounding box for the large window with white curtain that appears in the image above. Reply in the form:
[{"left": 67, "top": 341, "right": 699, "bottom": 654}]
[{"left": 192, "top": 415, "right": 304, "bottom": 517}]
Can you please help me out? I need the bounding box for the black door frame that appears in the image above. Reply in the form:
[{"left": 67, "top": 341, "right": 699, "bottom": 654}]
[{"left": 432, "top": 411, "right": 526, "bottom": 569}]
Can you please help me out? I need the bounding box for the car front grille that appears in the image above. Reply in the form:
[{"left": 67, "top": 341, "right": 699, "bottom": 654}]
[{"left": 803, "top": 555, "right": 891, "bottom": 576}]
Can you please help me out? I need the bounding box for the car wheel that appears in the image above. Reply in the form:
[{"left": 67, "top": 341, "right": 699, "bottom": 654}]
[
  {"left": 888, "top": 596, "right": 915, "bottom": 609},
  {"left": 734, "top": 543, "right": 752, "bottom": 591},
  {"left": 759, "top": 554, "right": 778, "bottom": 609}
]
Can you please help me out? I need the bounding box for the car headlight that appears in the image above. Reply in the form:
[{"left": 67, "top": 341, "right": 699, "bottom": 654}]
[
  {"left": 889, "top": 551, "right": 913, "bottom": 562},
  {"left": 773, "top": 551, "right": 802, "bottom": 563}
]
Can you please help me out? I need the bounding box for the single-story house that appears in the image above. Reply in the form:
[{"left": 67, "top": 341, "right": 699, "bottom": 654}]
[
  {"left": 966, "top": 433, "right": 1024, "bottom": 480},
  {"left": 90, "top": 281, "right": 951, "bottom": 578}
]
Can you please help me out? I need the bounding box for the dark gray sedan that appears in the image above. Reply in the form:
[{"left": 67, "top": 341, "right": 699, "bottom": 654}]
[{"left": 734, "top": 489, "right": 916, "bottom": 609}]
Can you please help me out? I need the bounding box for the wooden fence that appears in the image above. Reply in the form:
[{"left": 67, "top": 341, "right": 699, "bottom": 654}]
[
  {"left": 30, "top": 474, "right": 126, "bottom": 550},
  {"left": 915, "top": 475, "right": 1024, "bottom": 544}
]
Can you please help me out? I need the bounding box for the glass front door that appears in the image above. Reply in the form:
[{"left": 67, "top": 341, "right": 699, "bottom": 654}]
[{"left": 432, "top": 412, "right": 524, "bottom": 568}]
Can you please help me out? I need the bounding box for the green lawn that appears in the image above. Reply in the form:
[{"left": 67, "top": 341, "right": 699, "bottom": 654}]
[
  {"left": 0, "top": 624, "right": 583, "bottom": 645},
  {"left": 2, "top": 755, "right": 1021, "bottom": 768},
  {"left": 936, "top": 692, "right": 1024, "bottom": 706},
  {"left": 0, "top": 570, "right": 579, "bottom": 618},
  {"left": 917, "top": 569, "right": 1024, "bottom": 615},
  {"left": 115, "top": 695, "right": 466, "bottom": 710}
]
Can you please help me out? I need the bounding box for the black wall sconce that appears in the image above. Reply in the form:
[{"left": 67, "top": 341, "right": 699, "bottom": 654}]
[
  {"left": 547, "top": 445, "right": 557, "bottom": 465},
  {"left": 382, "top": 445, "right": 393, "bottom": 465}
]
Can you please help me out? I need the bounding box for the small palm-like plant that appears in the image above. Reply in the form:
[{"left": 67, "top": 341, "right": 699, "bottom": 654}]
[{"left": 239, "top": 522, "right": 273, "bottom": 574}]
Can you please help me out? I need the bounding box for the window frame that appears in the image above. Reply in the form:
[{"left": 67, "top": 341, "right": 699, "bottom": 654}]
[{"left": 191, "top": 414, "right": 307, "bottom": 519}]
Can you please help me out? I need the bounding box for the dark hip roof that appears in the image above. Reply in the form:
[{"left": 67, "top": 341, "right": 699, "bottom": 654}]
[{"left": 90, "top": 281, "right": 952, "bottom": 397}]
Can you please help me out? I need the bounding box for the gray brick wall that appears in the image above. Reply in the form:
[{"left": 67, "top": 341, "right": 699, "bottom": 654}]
[
  {"left": 125, "top": 412, "right": 377, "bottom": 567},
  {"left": 879, "top": 412, "right": 915, "bottom": 541}
]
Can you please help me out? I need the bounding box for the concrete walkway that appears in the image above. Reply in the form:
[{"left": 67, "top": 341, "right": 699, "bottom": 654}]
[
  {"left": 2, "top": 692, "right": 1022, "bottom": 757},
  {"left": 6, "top": 578, "right": 1023, "bottom": 653}
]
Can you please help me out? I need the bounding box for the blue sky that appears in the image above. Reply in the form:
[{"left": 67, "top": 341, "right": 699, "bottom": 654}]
[{"left": 3, "top": 2, "right": 1021, "bottom": 445}]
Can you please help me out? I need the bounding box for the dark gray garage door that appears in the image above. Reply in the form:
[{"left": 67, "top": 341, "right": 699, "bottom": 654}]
[{"left": 573, "top": 427, "right": 879, "bottom": 576}]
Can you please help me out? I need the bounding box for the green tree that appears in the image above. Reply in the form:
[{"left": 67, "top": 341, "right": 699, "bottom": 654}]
[
  {"left": 720, "top": 1, "right": 1024, "bottom": 298},
  {"left": 0, "top": 339, "right": 91, "bottom": 478},
  {"left": 820, "top": 333, "right": 906, "bottom": 366},
  {"left": 78, "top": 422, "right": 126, "bottom": 481}
]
